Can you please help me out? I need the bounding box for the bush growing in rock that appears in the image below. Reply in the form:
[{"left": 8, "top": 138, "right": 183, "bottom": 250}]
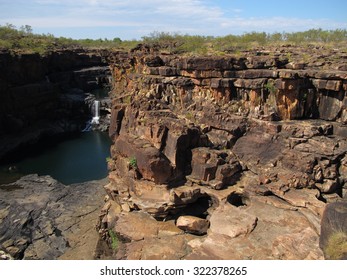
[{"left": 320, "top": 201, "right": 347, "bottom": 259}]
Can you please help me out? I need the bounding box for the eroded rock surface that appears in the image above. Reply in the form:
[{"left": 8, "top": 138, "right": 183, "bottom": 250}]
[{"left": 0, "top": 174, "right": 106, "bottom": 259}]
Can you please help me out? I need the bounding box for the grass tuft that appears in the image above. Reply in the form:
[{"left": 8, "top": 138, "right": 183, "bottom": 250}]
[{"left": 324, "top": 231, "right": 347, "bottom": 260}]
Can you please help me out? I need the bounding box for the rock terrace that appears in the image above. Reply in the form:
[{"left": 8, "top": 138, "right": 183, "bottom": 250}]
[{"left": 97, "top": 45, "right": 347, "bottom": 260}]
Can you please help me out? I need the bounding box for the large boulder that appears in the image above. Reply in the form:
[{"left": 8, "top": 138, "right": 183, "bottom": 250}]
[
  {"left": 114, "top": 135, "right": 173, "bottom": 184},
  {"left": 190, "top": 148, "right": 242, "bottom": 189},
  {"left": 209, "top": 203, "right": 258, "bottom": 238},
  {"left": 176, "top": 216, "right": 210, "bottom": 235}
]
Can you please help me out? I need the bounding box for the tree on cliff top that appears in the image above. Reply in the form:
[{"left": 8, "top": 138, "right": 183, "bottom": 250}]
[
  {"left": 1, "top": 24, "right": 346, "bottom": 56},
  {"left": 141, "top": 29, "right": 347, "bottom": 55}
]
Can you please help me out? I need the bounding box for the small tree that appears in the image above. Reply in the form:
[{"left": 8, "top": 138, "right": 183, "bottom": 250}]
[{"left": 20, "top": 25, "right": 33, "bottom": 35}]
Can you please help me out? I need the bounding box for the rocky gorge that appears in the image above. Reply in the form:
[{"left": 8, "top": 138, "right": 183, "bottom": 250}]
[
  {"left": 0, "top": 49, "right": 113, "bottom": 259},
  {"left": 0, "top": 48, "right": 112, "bottom": 162},
  {"left": 98, "top": 44, "right": 347, "bottom": 260},
  {"left": 1, "top": 45, "right": 347, "bottom": 260}
]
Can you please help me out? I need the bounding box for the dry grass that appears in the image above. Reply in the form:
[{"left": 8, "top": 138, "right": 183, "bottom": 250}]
[{"left": 324, "top": 231, "right": 347, "bottom": 260}]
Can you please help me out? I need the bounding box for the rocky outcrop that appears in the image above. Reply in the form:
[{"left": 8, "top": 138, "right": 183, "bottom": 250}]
[
  {"left": 0, "top": 174, "right": 107, "bottom": 259},
  {"left": 109, "top": 49, "right": 346, "bottom": 123},
  {"left": 0, "top": 49, "right": 111, "bottom": 161},
  {"left": 97, "top": 45, "right": 347, "bottom": 260}
]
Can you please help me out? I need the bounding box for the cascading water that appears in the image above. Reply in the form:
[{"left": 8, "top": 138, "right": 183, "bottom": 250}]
[
  {"left": 91, "top": 100, "right": 100, "bottom": 124},
  {"left": 82, "top": 87, "right": 110, "bottom": 132}
]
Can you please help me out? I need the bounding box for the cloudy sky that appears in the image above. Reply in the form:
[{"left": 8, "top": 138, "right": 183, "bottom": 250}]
[{"left": 0, "top": 0, "right": 346, "bottom": 40}]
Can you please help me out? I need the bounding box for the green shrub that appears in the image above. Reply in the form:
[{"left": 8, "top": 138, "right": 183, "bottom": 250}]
[
  {"left": 264, "top": 81, "right": 277, "bottom": 94},
  {"left": 108, "top": 229, "right": 119, "bottom": 251},
  {"left": 128, "top": 157, "right": 137, "bottom": 169},
  {"left": 1, "top": 24, "right": 346, "bottom": 55}
]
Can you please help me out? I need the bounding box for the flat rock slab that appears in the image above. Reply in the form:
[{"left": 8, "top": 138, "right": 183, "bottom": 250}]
[
  {"left": 0, "top": 174, "right": 106, "bottom": 259},
  {"left": 209, "top": 203, "right": 258, "bottom": 238},
  {"left": 114, "top": 211, "right": 160, "bottom": 241},
  {"left": 111, "top": 211, "right": 201, "bottom": 260},
  {"left": 125, "top": 235, "right": 193, "bottom": 260},
  {"left": 114, "top": 211, "right": 183, "bottom": 241},
  {"left": 272, "top": 227, "right": 323, "bottom": 260}
]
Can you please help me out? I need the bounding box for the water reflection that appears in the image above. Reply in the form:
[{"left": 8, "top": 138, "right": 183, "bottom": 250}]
[{"left": 0, "top": 131, "right": 111, "bottom": 185}]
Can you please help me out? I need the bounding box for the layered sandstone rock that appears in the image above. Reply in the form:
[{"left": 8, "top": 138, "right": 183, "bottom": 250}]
[{"left": 97, "top": 45, "right": 347, "bottom": 259}]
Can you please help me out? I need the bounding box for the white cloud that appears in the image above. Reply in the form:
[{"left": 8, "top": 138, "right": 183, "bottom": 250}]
[
  {"left": 2, "top": 16, "right": 143, "bottom": 28},
  {"left": 1, "top": 0, "right": 346, "bottom": 39},
  {"left": 2, "top": 0, "right": 225, "bottom": 30}
]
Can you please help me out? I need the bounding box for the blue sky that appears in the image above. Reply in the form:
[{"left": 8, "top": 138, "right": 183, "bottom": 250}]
[{"left": 0, "top": 0, "right": 346, "bottom": 40}]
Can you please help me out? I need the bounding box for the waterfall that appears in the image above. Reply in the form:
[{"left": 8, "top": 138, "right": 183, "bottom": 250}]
[
  {"left": 82, "top": 99, "right": 101, "bottom": 132},
  {"left": 91, "top": 100, "right": 100, "bottom": 124}
]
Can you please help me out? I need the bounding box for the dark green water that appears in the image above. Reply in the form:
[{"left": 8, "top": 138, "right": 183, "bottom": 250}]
[{"left": 0, "top": 131, "right": 111, "bottom": 185}]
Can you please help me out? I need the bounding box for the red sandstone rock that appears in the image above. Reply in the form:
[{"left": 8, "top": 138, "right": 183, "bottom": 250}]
[
  {"left": 176, "top": 216, "right": 210, "bottom": 235},
  {"left": 272, "top": 227, "right": 323, "bottom": 260},
  {"left": 115, "top": 135, "right": 172, "bottom": 184},
  {"left": 209, "top": 204, "right": 258, "bottom": 238}
]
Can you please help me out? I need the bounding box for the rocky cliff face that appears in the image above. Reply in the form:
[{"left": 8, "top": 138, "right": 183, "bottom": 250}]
[
  {"left": 98, "top": 45, "right": 347, "bottom": 260},
  {"left": 0, "top": 49, "right": 111, "bottom": 161}
]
